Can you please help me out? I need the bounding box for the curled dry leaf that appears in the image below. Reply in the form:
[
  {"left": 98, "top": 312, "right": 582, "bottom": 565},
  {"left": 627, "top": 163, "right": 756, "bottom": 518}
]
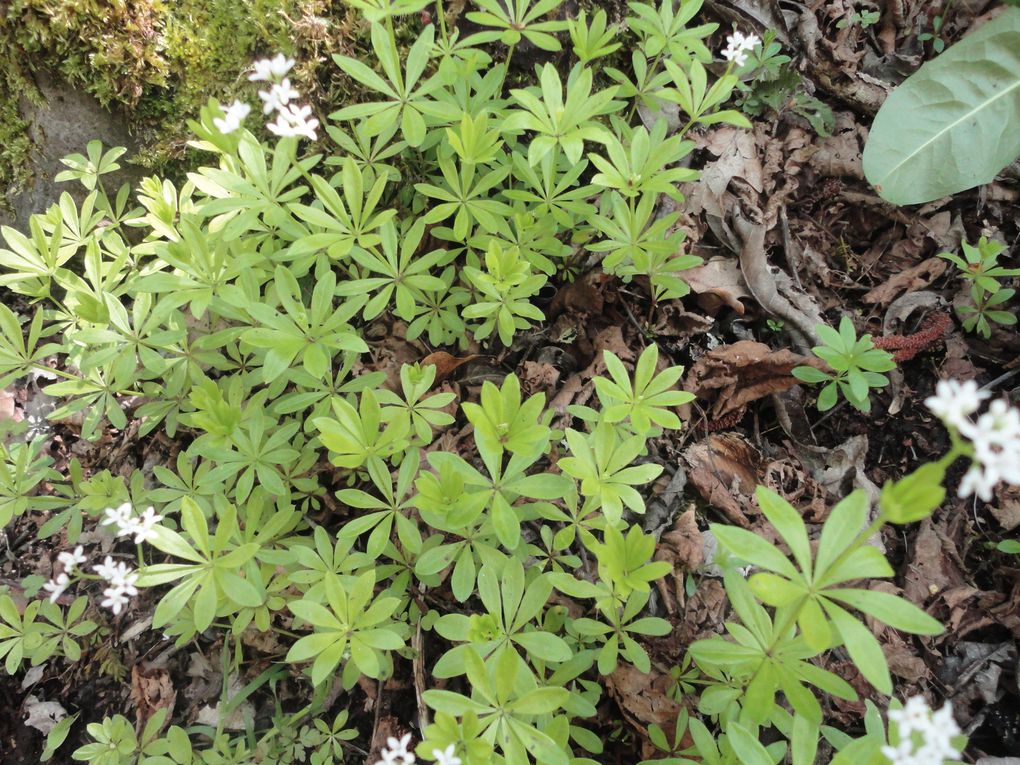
[
  {"left": 682, "top": 256, "right": 750, "bottom": 314},
  {"left": 683, "top": 340, "right": 825, "bottom": 421},
  {"left": 420, "top": 350, "right": 479, "bottom": 385},
  {"left": 990, "top": 485, "right": 1020, "bottom": 532},
  {"left": 863, "top": 256, "right": 948, "bottom": 306},
  {"left": 682, "top": 433, "right": 762, "bottom": 528},
  {"left": 654, "top": 508, "right": 703, "bottom": 613},
  {"left": 521, "top": 360, "right": 561, "bottom": 397}
]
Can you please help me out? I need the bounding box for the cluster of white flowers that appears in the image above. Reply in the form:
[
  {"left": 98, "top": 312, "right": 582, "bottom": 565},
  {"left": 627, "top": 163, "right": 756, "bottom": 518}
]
[
  {"left": 722, "top": 30, "right": 761, "bottom": 67},
  {"left": 94, "top": 556, "right": 140, "bottom": 616},
  {"left": 882, "top": 696, "right": 962, "bottom": 765},
  {"left": 41, "top": 545, "right": 90, "bottom": 602},
  {"left": 925, "top": 379, "right": 1020, "bottom": 500},
  {"left": 40, "top": 501, "right": 155, "bottom": 613},
  {"left": 213, "top": 101, "right": 251, "bottom": 134},
  {"left": 372, "top": 735, "right": 460, "bottom": 765},
  {"left": 102, "top": 502, "right": 164, "bottom": 544},
  {"left": 245, "top": 53, "right": 320, "bottom": 140}
]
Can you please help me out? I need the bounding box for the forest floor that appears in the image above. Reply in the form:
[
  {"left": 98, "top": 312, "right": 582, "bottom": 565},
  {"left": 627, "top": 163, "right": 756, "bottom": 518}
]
[{"left": 1, "top": 0, "right": 1019, "bottom": 763}]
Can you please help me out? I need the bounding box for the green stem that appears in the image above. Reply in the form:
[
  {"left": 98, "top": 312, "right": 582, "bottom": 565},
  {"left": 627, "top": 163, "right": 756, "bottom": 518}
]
[
  {"left": 625, "top": 51, "right": 665, "bottom": 123},
  {"left": 498, "top": 42, "right": 516, "bottom": 94},
  {"left": 434, "top": 0, "right": 448, "bottom": 45}
]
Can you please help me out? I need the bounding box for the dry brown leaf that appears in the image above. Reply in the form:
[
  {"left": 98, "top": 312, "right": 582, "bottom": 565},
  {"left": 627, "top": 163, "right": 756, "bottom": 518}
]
[
  {"left": 683, "top": 340, "right": 824, "bottom": 420},
  {"left": 420, "top": 351, "right": 478, "bottom": 384},
  {"left": 548, "top": 271, "right": 608, "bottom": 317},
  {"left": 674, "top": 578, "right": 728, "bottom": 645},
  {"left": 606, "top": 663, "right": 683, "bottom": 732},
  {"left": 991, "top": 485, "right": 1020, "bottom": 532},
  {"left": 683, "top": 433, "right": 762, "bottom": 527},
  {"left": 701, "top": 127, "right": 764, "bottom": 194},
  {"left": 130, "top": 664, "right": 176, "bottom": 730},
  {"left": 806, "top": 130, "right": 865, "bottom": 178},
  {"left": 682, "top": 257, "right": 750, "bottom": 314},
  {"left": 521, "top": 360, "right": 560, "bottom": 397},
  {"left": 0, "top": 388, "right": 17, "bottom": 421},
  {"left": 863, "top": 257, "right": 948, "bottom": 306},
  {"left": 654, "top": 508, "right": 703, "bottom": 613}
]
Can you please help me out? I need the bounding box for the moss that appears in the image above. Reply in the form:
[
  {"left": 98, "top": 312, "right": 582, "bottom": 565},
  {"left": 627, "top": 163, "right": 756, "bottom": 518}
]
[{"left": 0, "top": 0, "right": 361, "bottom": 188}]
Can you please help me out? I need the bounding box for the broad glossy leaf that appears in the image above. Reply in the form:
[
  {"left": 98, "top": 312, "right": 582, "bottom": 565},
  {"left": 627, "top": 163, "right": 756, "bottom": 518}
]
[{"left": 863, "top": 9, "right": 1020, "bottom": 204}]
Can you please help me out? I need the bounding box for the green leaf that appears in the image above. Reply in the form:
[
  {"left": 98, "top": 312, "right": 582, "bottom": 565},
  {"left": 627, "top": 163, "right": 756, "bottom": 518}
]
[
  {"left": 822, "top": 599, "right": 892, "bottom": 694},
  {"left": 824, "top": 589, "right": 943, "bottom": 635},
  {"left": 710, "top": 524, "right": 800, "bottom": 579},
  {"left": 755, "top": 486, "right": 812, "bottom": 577},
  {"left": 879, "top": 463, "right": 946, "bottom": 525},
  {"left": 726, "top": 723, "right": 774, "bottom": 765},
  {"left": 863, "top": 8, "right": 1020, "bottom": 204}
]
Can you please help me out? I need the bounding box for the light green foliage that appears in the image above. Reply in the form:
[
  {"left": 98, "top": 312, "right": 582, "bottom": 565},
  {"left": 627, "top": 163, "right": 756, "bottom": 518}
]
[
  {"left": 594, "top": 343, "right": 695, "bottom": 435},
  {"left": 568, "top": 9, "right": 622, "bottom": 64},
  {"left": 0, "top": 594, "right": 97, "bottom": 674},
  {"left": 939, "top": 236, "right": 1019, "bottom": 338},
  {"left": 863, "top": 7, "right": 1020, "bottom": 205},
  {"left": 286, "top": 569, "right": 407, "bottom": 687},
  {"left": 0, "top": 0, "right": 969, "bottom": 762},
  {"left": 793, "top": 316, "right": 896, "bottom": 413}
]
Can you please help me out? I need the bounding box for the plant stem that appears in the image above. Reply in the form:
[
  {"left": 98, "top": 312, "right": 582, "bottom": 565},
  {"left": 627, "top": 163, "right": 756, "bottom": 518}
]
[{"left": 434, "top": 0, "right": 448, "bottom": 45}]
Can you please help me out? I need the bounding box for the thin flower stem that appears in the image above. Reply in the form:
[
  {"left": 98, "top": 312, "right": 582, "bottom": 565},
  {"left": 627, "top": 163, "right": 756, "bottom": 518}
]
[{"left": 434, "top": 0, "right": 448, "bottom": 45}]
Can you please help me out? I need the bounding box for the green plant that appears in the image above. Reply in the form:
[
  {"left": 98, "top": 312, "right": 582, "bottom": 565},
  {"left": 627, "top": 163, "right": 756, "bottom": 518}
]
[
  {"left": 793, "top": 316, "right": 896, "bottom": 413},
  {"left": 863, "top": 7, "right": 1020, "bottom": 204},
  {"left": 939, "top": 236, "right": 1018, "bottom": 338},
  {"left": 0, "top": 0, "right": 986, "bottom": 762},
  {"left": 836, "top": 9, "right": 880, "bottom": 29}
]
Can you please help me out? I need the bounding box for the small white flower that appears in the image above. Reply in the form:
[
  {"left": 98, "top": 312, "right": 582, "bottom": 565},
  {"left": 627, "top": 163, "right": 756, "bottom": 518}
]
[
  {"left": 722, "top": 30, "right": 760, "bottom": 67},
  {"left": 93, "top": 555, "right": 118, "bottom": 581},
  {"left": 249, "top": 53, "right": 295, "bottom": 82},
  {"left": 57, "top": 545, "right": 87, "bottom": 575},
  {"left": 101, "top": 584, "right": 134, "bottom": 616},
  {"left": 924, "top": 379, "right": 989, "bottom": 430},
  {"left": 266, "top": 102, "right": 319, "bottom": 140},
  {"left": 432, "top": 744, "right": 461, "bottom": 765},
  {"left": 101, "top": 502, "right": 134, "bottom": 532},
  {"left": 213, "top": 100, "right": 251, "bottom": 134},
  {"left": 129, "top": 506, "right": 163, "bottom": 545},
  {"left": 375, "top": 733, "right": 415, "bottom": 765},
  {"left": 94, "top": 556, "right": 138, "bottom": 589},
  {"left": 258, "top": 79, "right": 300, "bottom": 114},
  {"left": 43, "top": 573, "right": 70, "bottom": 603}
]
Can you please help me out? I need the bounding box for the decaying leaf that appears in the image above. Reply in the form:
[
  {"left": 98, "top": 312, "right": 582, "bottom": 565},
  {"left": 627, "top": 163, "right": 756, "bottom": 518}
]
[
  {"left": 863, "top": 257, "right": 948, "bottom": 306},
  {"left": 683, "top": 340, "right": 824, "bottom": 421},
  {"left": 683, "top": 433, "right": 762, "bottom": 527},
  {"left": 130, "top": 664, "right": 177, "bottom": 730},
  {"left": 420, "top": 351, "right": 478, "bottom": 384},
  {"left": 682, "top": 257, "right": 750, "bottom": 314},
  {"left": 606, "top": 662, "right": 683, "bottom": 732},
  {"left": 24, "top": 695, "right": 67, "bottom": 734},
  {"left": 991, "top": 485, "right": 1020, "bottom": 532},
  {"left": 654, "top": 508, "right": 703, "bottom": 613}
]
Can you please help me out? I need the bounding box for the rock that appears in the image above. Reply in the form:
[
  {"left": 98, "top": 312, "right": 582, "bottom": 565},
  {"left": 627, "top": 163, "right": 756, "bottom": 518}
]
[{"left": 1, "top": 71, "right": 140, "bottom": 229}]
